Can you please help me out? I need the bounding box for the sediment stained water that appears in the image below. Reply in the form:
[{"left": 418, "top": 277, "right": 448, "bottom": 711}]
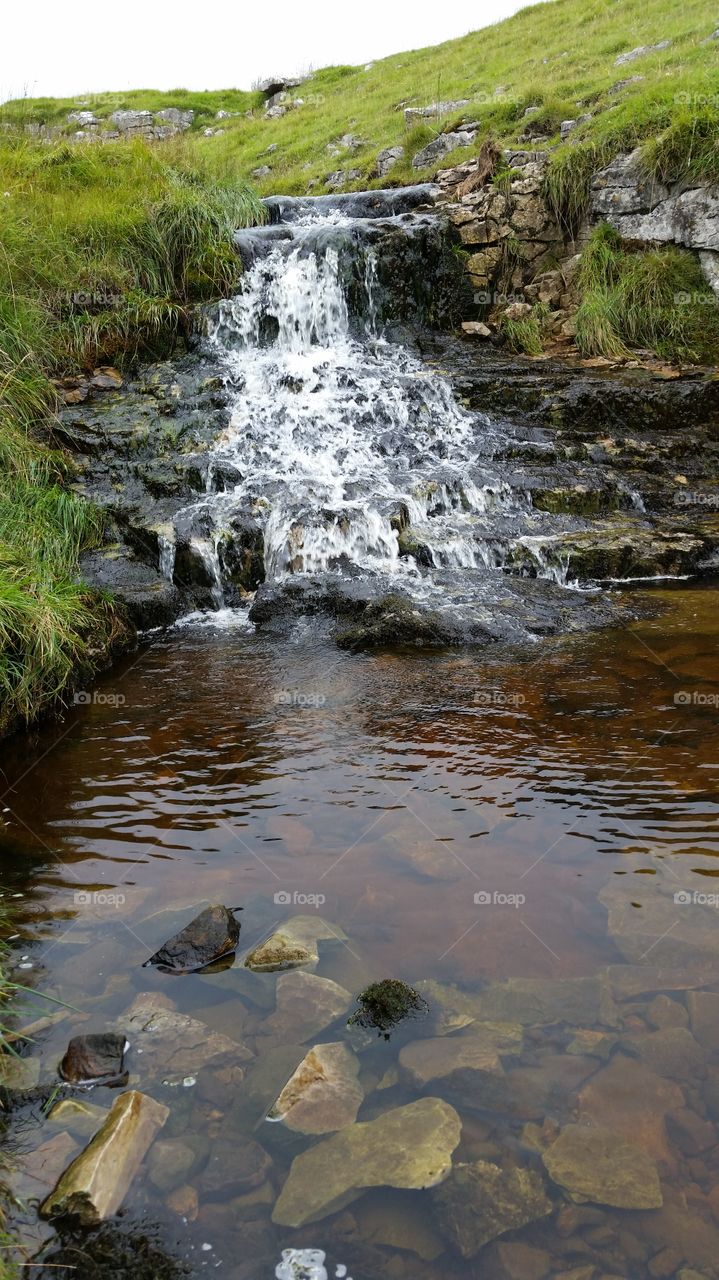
[{"left": 0, "top": 586, "right": 718, "bottom": 1278}]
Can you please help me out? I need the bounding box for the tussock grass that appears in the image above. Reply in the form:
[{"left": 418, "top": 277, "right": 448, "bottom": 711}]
[
  {"left": 499, "top": 305, "right": 548, "bottom": 355},
  {"left": 0, "top": 137, "right": 262, "bottom": 731},
  {"left": 576, "top": 223, "right": 719, "bottom": 362}
]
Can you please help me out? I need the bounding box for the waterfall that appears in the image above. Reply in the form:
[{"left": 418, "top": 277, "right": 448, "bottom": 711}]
[{"left": 166, "top": 193, "right": 593, "bottom": 618}]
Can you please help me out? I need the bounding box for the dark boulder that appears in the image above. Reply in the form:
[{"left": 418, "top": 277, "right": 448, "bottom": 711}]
[
  {"left": 143, "top": 904, "right": 242, "bottom": 974},
  {"left": 59, "top": 1033, "right": 128, "bottom": 1086}
]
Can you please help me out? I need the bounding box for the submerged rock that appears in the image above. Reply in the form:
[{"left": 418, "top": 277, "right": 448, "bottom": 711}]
[
  {"left": 120, "top": 992, "right": 252, "bottom": 1078},
  {"left": 577, "top": 1054, "right": 683, "bottom": 1164},
  {"left": 198, "top": 1136, "right": 271, "bottom": 1199},
  {"left": 601, "top": 879, "right": 719, "bottom": 968},
  {"left": 263, "top": 971, "right": 353, "bottom": 1041},
  {"left": 542, "top": 1123, "right": 663, "bottom": 1208},
  {"left": 267, "top": 1041, "right": 363, "bottom": 1133},
  {"left": 399, "top": 1028, "right": 521, "bottom": 1103},
  {"left": 431, "top": 1160, "right": 553, "bottom": 1257},
  {"left": 41, "top": 1090, "right": 169, "bottom": 1224},
  {"left": 48, "top": 1098, "right": 109, "bottom": 1139},
  {"left": 59, "top": 1033, "right": 128, "bottom": 1086},
  {"left": 475, "top": 975, "right": 618, "bottom": 1027},
  {"left": 415, "top": 979, "right": 480, "bottom": 1036},
  {"left": 272, "top": 1096, "right": 461, "bottom": 1227},
  {"left": 348, "top": 978, "right": 429, "bottom": 1037},
  {"left": 244, "top": 915, "right": 347, "bottom": 972},
  {"left": 143, "top": 903, "right": 242, "bottom": 973}
]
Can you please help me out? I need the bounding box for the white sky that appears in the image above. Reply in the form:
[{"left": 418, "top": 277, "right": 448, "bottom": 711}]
[{"left": 2, "top": 0, "right": 542, "bottom": 102}]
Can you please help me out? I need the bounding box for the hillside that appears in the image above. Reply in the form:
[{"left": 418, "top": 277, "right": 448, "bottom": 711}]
[{"left": 3, "top": 0, "right": 718, "bottom": 198}]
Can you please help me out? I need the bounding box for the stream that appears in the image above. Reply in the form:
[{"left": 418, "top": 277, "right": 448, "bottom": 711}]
[{"left": 1, "top": 190, "right": 719, "bottom": 1280}]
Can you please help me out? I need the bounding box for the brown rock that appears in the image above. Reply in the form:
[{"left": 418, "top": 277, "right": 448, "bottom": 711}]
[
  {"left": 263, "top": 970, "right": 352, "bottom": 1041},
  {"left": 543, "top": 1124, "right": 662, "bottom": 1209},
  {"left": 648, "top": 1246, "right": 685, "bottom": 1278},
  {"left": 647, "top": 995, "right": 689, "bottom": 1030},
  {"left": 578, "top": 1054, "right": 683, "bottom": 1164},
  {"left": 666, "top": 1108, "right": 716, "bottom": 1155},
  {"left": 687, "top": 991, "right": 719, "bottom": 1052},
  {"left": 399, "top": 1031, "right": 518, "bottom": 1104},
  {"left": 268, "top": 1041, "right": 363, "bottom": 1133},
  {"left": 199, "top": 1136, "right": 271, "bottom": 1199},
  {"left": 432, "top": 1160, "right": 553, "bottom": 1258},
  {"left": 166, "top": 1183, "right": 199, "bottom": 1219},
  {"left": 41, "top": 1091, "right": 169, "bottom": 1225},
  {"left": 484, "top": 1240, "right": 551, "bottom": 1280}
]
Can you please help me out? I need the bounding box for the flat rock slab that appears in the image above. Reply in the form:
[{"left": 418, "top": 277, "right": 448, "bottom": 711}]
[
  {"left": 15, "top": 1133, "right": 80, "bottom": 1201},
  {"left": 41, "top": 1090, "right": 169, "bottom": 1224},
  {"left": 577, "top": 1053, "right": 683, "bottom": 1164},
  {"left": 268, "top": 1041, "right": 363, "bottom": 1133},
  {"left": 60, "top": 1033, "right": 128, "bottom": 1086},
  {"left": 272, "top": 1097, "right": 462, "bottom": 1227},
  {"left": 120, "top": 993, "right": 252, "bottom": 1078},
  {"left": 543, "top": 1123, "right": 662, "bottom": 1209},
  {"left": 263, "top": 971, "right": 352, "bottom": 1041},
  {"left": 144, "top": 903, "right": 241, "bottom": 973},
  {"left": 244, "top": 915, "right": 347, "bottom": 972},
  {"left": 399, "top": 1028, "right": 520, "bottom": 1103},
  {"left": 431, "top": 1160, "right": 553, "bottom": 1257},
  {"left": 600, "top": 880, "right": 719, "bottom": 968},
  {"left": 475, "top": 976, "right": 617, "bottom": 1027}
]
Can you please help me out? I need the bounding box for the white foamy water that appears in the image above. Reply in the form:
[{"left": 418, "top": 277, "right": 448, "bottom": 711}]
[{"left": 161, "top": 208, "right": 588, "bottom": 608}]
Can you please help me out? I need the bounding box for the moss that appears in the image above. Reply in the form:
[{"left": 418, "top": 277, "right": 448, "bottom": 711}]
[{"left": 348, "top": 979, "right": 429, "bottom": 1037}]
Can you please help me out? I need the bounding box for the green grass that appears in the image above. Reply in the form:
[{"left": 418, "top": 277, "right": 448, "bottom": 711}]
[
  {"left": 499, "top": 304, "right": 549, "bottom": 355},
  {"left": 5, "top": 0, "right": 718, "bottom": 203},
  {"left": 0, "top": 136, "right": 262, "bottom": 732},
  {"left": 576, "top": 222, "right": 719, "bottom": 361}
]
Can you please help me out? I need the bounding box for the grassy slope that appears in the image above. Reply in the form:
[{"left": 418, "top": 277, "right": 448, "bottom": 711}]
[{"left": 0, "top": 138, "right": 262, "bottom": 732}]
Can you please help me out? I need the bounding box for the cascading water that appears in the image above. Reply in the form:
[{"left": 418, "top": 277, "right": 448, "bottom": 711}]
[{"left": 160, "top": 189, "right": 598, "bottom": 633}]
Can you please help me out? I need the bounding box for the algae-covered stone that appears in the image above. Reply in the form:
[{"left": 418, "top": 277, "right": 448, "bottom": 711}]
[
  {"left": 244, "top": 916, "right": 347, "bottom": 972},
  {"left": 542, "top": 1123, "right": 662, "bottom": 1209},
  {"left": 432, "top": 1160, "right": 553, "bottom": 1257},
  {"left": 41, "top": 1090, "right": 169, "bottom": 1224},
  {"left": 268, "top": 1041, "right": 363, "bottom": 1133},
  {"left": 621, "top": 1027, "right": 705, "bottom": 1081},
  {"left": 272, "top": 1097, "right": 461, "bottom": 1227}
]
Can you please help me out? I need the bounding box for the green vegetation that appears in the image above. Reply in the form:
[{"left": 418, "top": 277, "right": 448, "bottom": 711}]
[
  {"left": 4, "top": 0, "right": 717, "bottom": 205},
  {"left": 499, "top": 304, "right": 549, "bottom": 355},
  {"left": 0, "top": 136, "right": 262, "bottom": 732},
  {"left": 576, "top": 223, "right": 719, "bottom": 362}
]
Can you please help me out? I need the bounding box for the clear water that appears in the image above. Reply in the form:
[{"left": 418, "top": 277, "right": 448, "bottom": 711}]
[{"left": 1, "top": 586, "right": 718, "bottom": 1278}]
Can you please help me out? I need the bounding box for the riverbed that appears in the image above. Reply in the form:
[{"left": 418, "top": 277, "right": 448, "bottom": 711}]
[{"left": 1, "top": 581, "right": 718, "bottom": 1278}]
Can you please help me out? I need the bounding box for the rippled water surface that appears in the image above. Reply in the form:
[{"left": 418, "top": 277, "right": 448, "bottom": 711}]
[{"left": 1, "top": 584, "right": 718, "bottom": 1278}]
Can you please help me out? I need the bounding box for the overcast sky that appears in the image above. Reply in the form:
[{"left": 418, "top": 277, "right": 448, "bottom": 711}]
[{"left": 2, "top": 0, "right": 542, "bottom": 102}]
